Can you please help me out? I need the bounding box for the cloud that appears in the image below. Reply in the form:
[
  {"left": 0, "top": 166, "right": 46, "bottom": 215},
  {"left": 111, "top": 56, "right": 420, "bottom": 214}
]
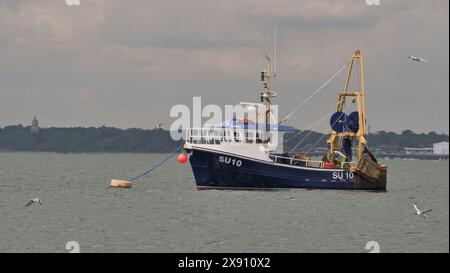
[{"left": 0, "top": 0, "right": 448, "bottom": 133}]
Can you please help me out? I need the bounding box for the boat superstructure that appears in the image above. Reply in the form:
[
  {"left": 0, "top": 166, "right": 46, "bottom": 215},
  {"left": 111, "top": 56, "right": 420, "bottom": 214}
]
[{"left": 183, "top": 50, "right": 387, "bottom": 190}]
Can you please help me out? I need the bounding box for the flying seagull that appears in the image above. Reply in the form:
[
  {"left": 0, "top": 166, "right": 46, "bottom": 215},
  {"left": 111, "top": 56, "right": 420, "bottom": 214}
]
[
  {"left": 25, "top": 197, "right": 43, "bottom": 207},
  {"left": 408, "top": 56, "right": 429, "bottom": 63},
  {"left": 413, "top": 202, "right": 432, "bottom": 218}
]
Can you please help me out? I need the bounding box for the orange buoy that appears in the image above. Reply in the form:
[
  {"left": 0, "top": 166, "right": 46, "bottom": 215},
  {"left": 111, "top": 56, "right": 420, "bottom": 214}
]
[{"left": 177, "top": 153, "right": 188, "bottom": 164}]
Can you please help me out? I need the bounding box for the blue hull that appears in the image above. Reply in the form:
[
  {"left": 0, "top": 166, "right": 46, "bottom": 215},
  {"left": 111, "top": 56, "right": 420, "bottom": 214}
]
[{"left": 187, "top": 148, "right": 387, "bottom": 191}]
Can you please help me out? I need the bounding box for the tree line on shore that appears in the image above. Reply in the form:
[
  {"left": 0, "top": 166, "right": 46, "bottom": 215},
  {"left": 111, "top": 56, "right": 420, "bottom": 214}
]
[{"left": 0, "top": 125, "right": 448, "bottom": 153}]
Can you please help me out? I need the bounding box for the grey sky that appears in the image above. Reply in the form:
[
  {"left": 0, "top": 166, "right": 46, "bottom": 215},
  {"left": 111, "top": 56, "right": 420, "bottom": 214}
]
[{"left": 0, "top": 0, "right": 448, "bottom": 133}]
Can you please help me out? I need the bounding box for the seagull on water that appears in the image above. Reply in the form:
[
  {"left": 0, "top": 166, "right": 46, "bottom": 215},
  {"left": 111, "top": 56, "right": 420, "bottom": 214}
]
[
  {"left": 413, "top": 202, "right": 432, "bottom": 218},
  {"left": 25, "top": 197, "right": 43, "bottom": 207},
  {"left": 153, "top": 122, "right": 165, "bottom": 130},
  {"left": 408, "top": 56, "right": 429, "bottom": 63}
]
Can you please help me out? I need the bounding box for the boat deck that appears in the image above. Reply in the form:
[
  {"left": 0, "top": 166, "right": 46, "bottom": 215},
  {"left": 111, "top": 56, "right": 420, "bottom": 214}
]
[{"left": 269, "top": 153, "right": 356, "bottom": 170}]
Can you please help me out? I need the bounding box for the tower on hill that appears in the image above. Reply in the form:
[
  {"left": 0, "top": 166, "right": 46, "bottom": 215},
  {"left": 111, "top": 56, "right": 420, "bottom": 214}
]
[{"left": 31, "top": 115, "right": 40, "bottom": 135}]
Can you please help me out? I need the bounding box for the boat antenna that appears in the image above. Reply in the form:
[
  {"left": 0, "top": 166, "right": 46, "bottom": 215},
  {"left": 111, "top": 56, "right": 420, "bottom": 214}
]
[
  {"left": 260, "top": 27, "right": 279, "bottom": 131},
  {"left": 274, "top": 25, "right": 277, "bottom": 76}
]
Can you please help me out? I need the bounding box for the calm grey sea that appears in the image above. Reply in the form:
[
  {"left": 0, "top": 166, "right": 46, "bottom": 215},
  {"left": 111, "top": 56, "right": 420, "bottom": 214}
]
[{"left": 0, "top": 152, "right": 448, "bottom": 253}]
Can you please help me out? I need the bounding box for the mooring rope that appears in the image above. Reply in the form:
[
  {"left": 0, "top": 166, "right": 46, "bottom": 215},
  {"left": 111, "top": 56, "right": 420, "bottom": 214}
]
[{"left": 128, "top": 145, "right": 182, "bottom": 182}]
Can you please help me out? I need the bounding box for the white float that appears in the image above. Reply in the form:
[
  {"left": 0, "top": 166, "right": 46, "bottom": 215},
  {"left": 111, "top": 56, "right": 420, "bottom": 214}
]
[{"left": 110, "top": 179, "right": 132, "bottom": 188}]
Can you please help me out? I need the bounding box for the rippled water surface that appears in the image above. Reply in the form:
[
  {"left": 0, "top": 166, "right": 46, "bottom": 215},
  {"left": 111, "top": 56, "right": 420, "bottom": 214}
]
[{"left": 0, "top": 152, "right": 448, "bottom": 252}]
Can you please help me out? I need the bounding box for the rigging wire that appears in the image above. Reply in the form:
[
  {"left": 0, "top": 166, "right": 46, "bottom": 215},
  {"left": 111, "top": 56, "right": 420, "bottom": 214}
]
[
  {"left": 286, "top": 101, "right": 342, "bottom": 123},
  {"left": 288, "top": 108, "right": 336, "bottom": 152},
  {"left": 304, "top": 114, "right": 343, "bottom": 154},
  {"left": 284, "top": 119, "right": 323, "bottom": 144},
  {"left": 288, "top": 98, "right": 353, "bottom": 153},
  {"left": 304, "top": 99, "right": 354, "bottom": 154},
  {"left": 279, "top": 63, "right": 348, "bottom": 125},
  {"left": 283, "top": 108, "right": 334, "bottom": 144}
]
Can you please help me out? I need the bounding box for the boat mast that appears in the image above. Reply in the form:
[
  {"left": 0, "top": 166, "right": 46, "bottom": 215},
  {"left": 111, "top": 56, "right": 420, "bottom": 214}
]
[
  {"left": 327, "top": 50, "right": 367, "bottom": 161},
  {"left": 260, "top": 52, "right": 278, "bottom": 132}
]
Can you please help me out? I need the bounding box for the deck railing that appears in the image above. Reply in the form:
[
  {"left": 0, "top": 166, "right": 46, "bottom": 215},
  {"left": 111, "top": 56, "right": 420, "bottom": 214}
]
[
  {"left": 186, "top": 128, "right": 221, "bottom": 144},
  {"left": 269, "top": 154, "right": 324, "bottom": 168},
  {"left": 269, "top": 154, "right": 357, "bottom": 169},
  {"left": 186, "top": 127, "right": 268, "bottom": 145}
]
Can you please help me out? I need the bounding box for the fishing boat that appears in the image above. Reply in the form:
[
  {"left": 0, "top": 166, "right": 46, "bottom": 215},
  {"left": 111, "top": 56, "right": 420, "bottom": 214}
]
[{"left": 183, "top": 50, "right": 387, "bottom": 190}]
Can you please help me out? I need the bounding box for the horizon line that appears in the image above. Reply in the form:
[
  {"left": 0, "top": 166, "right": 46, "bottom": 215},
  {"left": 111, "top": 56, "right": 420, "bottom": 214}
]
[{"left": 0, "top": 123, "right": 448, "bottom": 136}]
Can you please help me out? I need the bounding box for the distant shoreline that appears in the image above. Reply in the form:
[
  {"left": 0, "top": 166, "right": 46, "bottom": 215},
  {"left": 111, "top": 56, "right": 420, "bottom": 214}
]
[
  {"left": 0, "top": 124, "right": 448, "bottom": 155},
  {"left": 0, "top": 125, "right": 182, "bottom": 153},
  {"left": 0, "top": 151, "right": 448, "bottom": 161},
  {"left": 0, "top": 150, "right": 176, "bottom": 154}
]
